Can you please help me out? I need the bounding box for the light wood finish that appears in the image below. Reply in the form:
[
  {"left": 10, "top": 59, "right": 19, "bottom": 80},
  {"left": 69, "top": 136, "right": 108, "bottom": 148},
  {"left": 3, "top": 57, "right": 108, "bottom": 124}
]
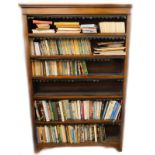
[{"left": 20, "top": 4, "right": 132, "bottom": 152}]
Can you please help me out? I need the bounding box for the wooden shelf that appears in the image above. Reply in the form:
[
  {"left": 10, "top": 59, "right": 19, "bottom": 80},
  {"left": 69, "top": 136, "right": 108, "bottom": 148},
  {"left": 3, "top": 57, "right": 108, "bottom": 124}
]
[
  {"left": 36, "top": 137, "right": 120, "bottom": 149},
  {"left": 33, "top": 92, "right": 123, "bottom": 99},
  {"left": 31, "top": 55, "right": 125, "bottom": 60},
  {"left": 29, "top": 33, "right": 126, "bottom": 38},
  {"left": 35, "top": 120, "right": 121, "bottom": 125},
  {"left": 32, "top": 74, "right": 124, "bottom": 80}
]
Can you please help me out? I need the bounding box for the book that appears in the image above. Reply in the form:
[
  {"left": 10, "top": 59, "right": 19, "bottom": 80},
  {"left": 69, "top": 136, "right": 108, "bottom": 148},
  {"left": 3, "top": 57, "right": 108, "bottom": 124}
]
[
  {"left": 32, "top": 60, "right": 88, "bottom": 76},
  {"left": 33, "top": 20, "right": 53, "bottom": 24},
  {"left": 34, "top": 99, "right": 122, "bottom": 122},
  {"left": 99, "top": 22, "right": 125, "bottom": 33},
  {"left": 93, "top": 41, "right": 126, "bottom": 55},
  {"left": 36, "top": 124, "right": 106, "bottom": 144},
  {"left": 93, "top": 50, "right": 126, "bottom": 55},
  {"left": 104, "top": 101, "right": 116, "bottom": 119},
  {"left": 32, "top": 29, "right": 55, "bottom": 34},
  {"left": 31, "top": 39, "right": 91, "bottom": 56},
  {"left": 81, "top": 24, "right": 97, "bottom": 33},
  {"left": 56, "top": 30, "right": 81, "bottom": 33},
  {"left": 54, "top": 22, "right": 80, "bottom": 26}
]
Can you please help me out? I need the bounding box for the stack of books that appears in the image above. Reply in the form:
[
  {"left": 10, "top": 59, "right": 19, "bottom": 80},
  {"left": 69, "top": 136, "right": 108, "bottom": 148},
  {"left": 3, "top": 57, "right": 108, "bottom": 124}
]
[
  {"left": 32, "top": 20, "right": 55, "bottom": 33},
  {"left": 81, "top": 24, "right": 97, "bottom": 33},
  {"left": 93, "top": 41, "right": 126, "bottom": 55},
  {"left": 32, "top": 60, "right": 88, "bottom": 76},
  {"left": 34, "top": 100, "right": 121, "bottom": 122},
  {"left": 99, "top": 22, "right": 125, "bottom": 33},
  {"left": 54, "top": 22, "right": 81, "bottom": 33},
  {"left": 36, "top": 124, "right": 106, "bottom": 144},
  {"left": 30, "top": 39, "right": 92, "bottom": 55}
]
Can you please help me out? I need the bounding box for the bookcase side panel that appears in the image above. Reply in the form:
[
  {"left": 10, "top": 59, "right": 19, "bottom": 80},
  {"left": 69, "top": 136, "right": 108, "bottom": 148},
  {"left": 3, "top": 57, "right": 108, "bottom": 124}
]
[{"left": 22, "top": 14, "right": 37, "bottom": 151}]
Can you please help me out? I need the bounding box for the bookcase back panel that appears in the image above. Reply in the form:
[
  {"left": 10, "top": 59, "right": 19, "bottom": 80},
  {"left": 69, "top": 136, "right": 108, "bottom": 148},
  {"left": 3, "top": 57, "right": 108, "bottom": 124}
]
[
  {"left": 33, "top": 80, "right": 123, "bottom": 93},
  {"left": 105, "top": 124, "right": 120, "bottom": 137},
  {"left": 87, "top": 59, "right": 124, "bottom": 74}
]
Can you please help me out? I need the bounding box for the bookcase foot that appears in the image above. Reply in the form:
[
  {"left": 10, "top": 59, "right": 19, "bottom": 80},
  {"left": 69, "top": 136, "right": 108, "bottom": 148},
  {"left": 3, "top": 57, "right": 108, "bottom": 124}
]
[
  {"left": 116, "top": 145, "right": 122, "bottom": 152},
  {"left": 35, "top": 146, "right": 42, "bottom": 153}
]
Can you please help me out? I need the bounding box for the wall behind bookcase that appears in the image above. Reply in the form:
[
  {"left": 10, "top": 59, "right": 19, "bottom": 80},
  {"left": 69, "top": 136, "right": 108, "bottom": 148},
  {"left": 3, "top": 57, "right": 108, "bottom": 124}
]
[{"left": 0, "top": 0, "right": 155, "bottom": 155}]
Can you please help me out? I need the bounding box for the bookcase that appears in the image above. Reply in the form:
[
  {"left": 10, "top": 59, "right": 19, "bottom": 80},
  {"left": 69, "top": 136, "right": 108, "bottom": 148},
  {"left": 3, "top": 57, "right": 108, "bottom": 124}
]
[{"left": 20, "top": 4, "right": 132, "bottom": 152}]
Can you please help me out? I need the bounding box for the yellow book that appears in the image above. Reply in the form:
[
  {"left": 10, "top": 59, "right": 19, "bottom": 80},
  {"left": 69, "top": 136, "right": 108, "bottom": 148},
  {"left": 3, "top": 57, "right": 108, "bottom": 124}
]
[{"left": 54, "top": 22, "right": 80, "bottom": 26}]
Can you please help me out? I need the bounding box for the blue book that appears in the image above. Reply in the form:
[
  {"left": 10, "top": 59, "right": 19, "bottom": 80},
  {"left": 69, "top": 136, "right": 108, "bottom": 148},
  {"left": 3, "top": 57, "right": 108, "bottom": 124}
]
[
  {"left": 102, "top": 102, "right": 109, "bottom": 119},
  {"left": 113, "top": 103, "right": 121, "bottom": 120},
  {"left": 36, "top": 127, "right": 39, "bottom": 144},
  {"left": 110, "top": 101, "right": 118, "bottom": 119},
  {"left": 72, "top": 128, "right": 76, "bottom": 144}
]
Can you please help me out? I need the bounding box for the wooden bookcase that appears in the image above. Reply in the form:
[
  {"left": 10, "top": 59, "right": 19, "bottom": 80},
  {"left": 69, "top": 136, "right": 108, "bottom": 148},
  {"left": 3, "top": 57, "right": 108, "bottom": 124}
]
[{"left": 20, "top": 4, "right": 132, "bottom": 152}]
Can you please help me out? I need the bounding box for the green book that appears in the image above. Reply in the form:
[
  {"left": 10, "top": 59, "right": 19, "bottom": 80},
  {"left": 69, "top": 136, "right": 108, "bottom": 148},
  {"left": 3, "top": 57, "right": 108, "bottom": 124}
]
[
  {"left": 82, "top": 61, "right": 88, "bottom": 75},
  {"left": 49, "top": 101, "right": 54, "bottom": 121},
  {"left": 51, "top": 102, "right": 58, "bottom": 121}
]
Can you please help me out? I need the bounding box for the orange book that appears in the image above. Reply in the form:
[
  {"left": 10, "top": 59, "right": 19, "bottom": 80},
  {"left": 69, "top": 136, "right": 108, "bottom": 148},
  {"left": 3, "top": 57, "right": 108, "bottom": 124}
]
[{"left": 33, "top": 20, "right": 53, "bottom": 24}]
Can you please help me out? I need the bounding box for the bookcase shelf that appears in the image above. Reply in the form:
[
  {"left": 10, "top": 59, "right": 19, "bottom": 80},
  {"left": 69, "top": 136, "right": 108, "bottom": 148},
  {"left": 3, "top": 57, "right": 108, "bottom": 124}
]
[
  {"left": 36, "top": 136, "right": 120, "bottom": 150},
  {"left": 31, "top": 55, "right": 125, "bottom": 60},
  {"left": 29, "top": 33, "right": 126, "bottom": 38},
  {"left": 35, "top": 120, "right": 121, "bottom": 125},
  {"left": 20, "top": 3, "right": 131, "bottom": 152},
  {"left": 33, "top": 92, "right": 123, "bottom": 100},
  {"left": 32, "top": 74, "right": 124, "bottom": 80}
]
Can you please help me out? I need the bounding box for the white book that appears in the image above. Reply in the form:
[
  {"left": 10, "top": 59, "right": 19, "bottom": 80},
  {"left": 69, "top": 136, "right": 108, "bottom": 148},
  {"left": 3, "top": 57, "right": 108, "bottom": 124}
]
[
  {"left": 32, "top": 29, "right": 55, "bottom": 33},
  {"left": 44, "top": 126, "right": 50, "bottom": 143},
  {"left": 111, "top": 22, "right": 116, "bottom": 33},
  {"left": 34, "top": 42, "right": 41, "bottom": 55},
  {"left": 75, "top": 101, "right": 79, "bottom": 120},
  {"left": 77, "top": 100, "right": 81, "bottom": 120},
  {"left": 96, "top": 102, "right": 99, "bottom": 119},
  {"left": 45, "top": 61, "right": 50, "bottom": 76},
  {"left": 50, "top": 61, "right": 57, "bottom": 76},
  {"left": 84, "top": 127, "right": 87, "bottom": 141},
  {"left": 71, "top": 102, "right": 75, "bottom": 120},
  {"left": 74, "top": 101, "right": 78, "bottom": 119},
  {"left": 59, "top": 101, "right": 65, "bottom": 122},
  {"left": 54, "top": 126, "right": 59, "bottom": 143},
  {"left": 50, "top": 126, "right": 54, "bottom": 143},
  {"left": 58, "top": 27, "right": 81, "bottom": 31},
  {"left": 94, "top": 50, "right": 126, "bottom": 55},
  {"left": 94, "top": 125, "right": 97, "bottom": 142},
  {"left": 44, "top": 40, "right": 50, "bottom": 56},
  {"left": 116, "top": 22, "right": 125, "bottom": 33},
  {"left": 42, "top": 100, "right": 50, "bottom": 121},
  {"left": 60, "top": 125, "right": 67, "bottom": 143},
  {"left": 81, "top": 24, "right": 96, "bottom": 28},
  {"left": 56, "top": 30, "right": 81, "bottom": 33},
  {"left": 98, "top": 101, "right": 102, "bottom": 119},
  {"left": 104, "top": 101, "right": 116, "bottom": 119}
]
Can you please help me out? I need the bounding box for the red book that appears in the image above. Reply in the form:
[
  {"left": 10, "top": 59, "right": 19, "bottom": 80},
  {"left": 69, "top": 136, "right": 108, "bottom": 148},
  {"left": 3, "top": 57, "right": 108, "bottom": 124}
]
[
  {"left": 81, "top": 101, "right": 84, "bottom": 120},
  {"left": 89, "top": 101, "right": 93, "bottom": 119},
  {"left": 33, "top": 20, "right": 53, "bottom": 24}
]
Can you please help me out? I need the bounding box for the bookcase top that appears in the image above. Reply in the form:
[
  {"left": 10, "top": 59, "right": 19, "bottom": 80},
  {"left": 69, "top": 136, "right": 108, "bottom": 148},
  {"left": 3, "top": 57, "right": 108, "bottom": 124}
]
[{"left": 19, "top": 3, "right": 132, "bottom": 8}]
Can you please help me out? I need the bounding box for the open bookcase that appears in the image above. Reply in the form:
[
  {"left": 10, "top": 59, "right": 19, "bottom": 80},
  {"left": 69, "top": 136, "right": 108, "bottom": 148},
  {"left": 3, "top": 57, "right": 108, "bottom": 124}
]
[{"left": 20, "top": 4, "right": 132, "bottom": 152}]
